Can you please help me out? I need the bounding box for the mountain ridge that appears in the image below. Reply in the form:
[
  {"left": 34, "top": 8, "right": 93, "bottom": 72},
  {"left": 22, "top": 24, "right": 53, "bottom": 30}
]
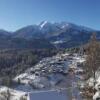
[
  {"left": 0, "top": 21, "right": 96, "bottom": 33},
  {"left": 0, "top": 21, "right": 99, "bottom": 49}
]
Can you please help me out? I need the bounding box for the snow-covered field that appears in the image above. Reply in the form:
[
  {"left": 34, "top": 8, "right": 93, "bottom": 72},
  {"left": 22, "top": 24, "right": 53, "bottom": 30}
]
[{"left": 0, "top": 52, "right": 85, "bottom": 100}]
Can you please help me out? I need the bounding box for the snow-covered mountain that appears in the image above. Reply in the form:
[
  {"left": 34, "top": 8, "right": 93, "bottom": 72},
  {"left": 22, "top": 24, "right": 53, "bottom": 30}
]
[
  {"left": 12, "top": 21, "right": 98, "bottom": 48},
  {"left": 13, "top": 21, "right": 95, "bottom": 39},
  {"left": 0, "top": 21, "right": 99, "bottom": 49}
]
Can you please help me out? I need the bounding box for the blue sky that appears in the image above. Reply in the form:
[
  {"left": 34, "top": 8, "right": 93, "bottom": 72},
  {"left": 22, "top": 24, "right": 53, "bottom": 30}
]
[{"left": 0, "top": 0, "right": 100, "bottom": 31}]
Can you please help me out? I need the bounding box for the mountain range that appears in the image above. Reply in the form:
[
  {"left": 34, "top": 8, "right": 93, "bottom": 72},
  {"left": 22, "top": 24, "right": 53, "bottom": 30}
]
[{"left": 0, "top": 21, "right": 99, "bottom": 49}]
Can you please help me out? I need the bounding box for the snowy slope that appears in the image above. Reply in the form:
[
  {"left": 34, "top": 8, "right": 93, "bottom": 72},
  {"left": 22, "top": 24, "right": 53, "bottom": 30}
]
[
  {"left": 0, "top": 52, "right": 85, "bottom": 100},
  {"left": 14, "top": 52, "right": 85, "bottom": 91}
]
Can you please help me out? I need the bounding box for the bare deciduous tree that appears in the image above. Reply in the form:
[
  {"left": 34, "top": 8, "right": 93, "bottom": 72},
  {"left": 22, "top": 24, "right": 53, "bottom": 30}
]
[{"left": 84, "top": 33, "right": 100, "bottom": 93}]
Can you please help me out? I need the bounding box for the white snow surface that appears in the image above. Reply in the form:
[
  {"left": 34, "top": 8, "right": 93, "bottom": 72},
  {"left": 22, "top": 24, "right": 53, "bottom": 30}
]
[
  {"left": 40, "top": 21, "right": 48, "bottom": 29},
  {"left": 0, "top": 86, "right": 26, "bottom": 100},
  {"left": 52, "top": 40, "right": 66, "bottom": 44},
  {"left": 0, "top": 52, "right": 85, "bottom": 100},
  {"left": 14, "top": 53, "right": 85, "bottom": 91}
]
